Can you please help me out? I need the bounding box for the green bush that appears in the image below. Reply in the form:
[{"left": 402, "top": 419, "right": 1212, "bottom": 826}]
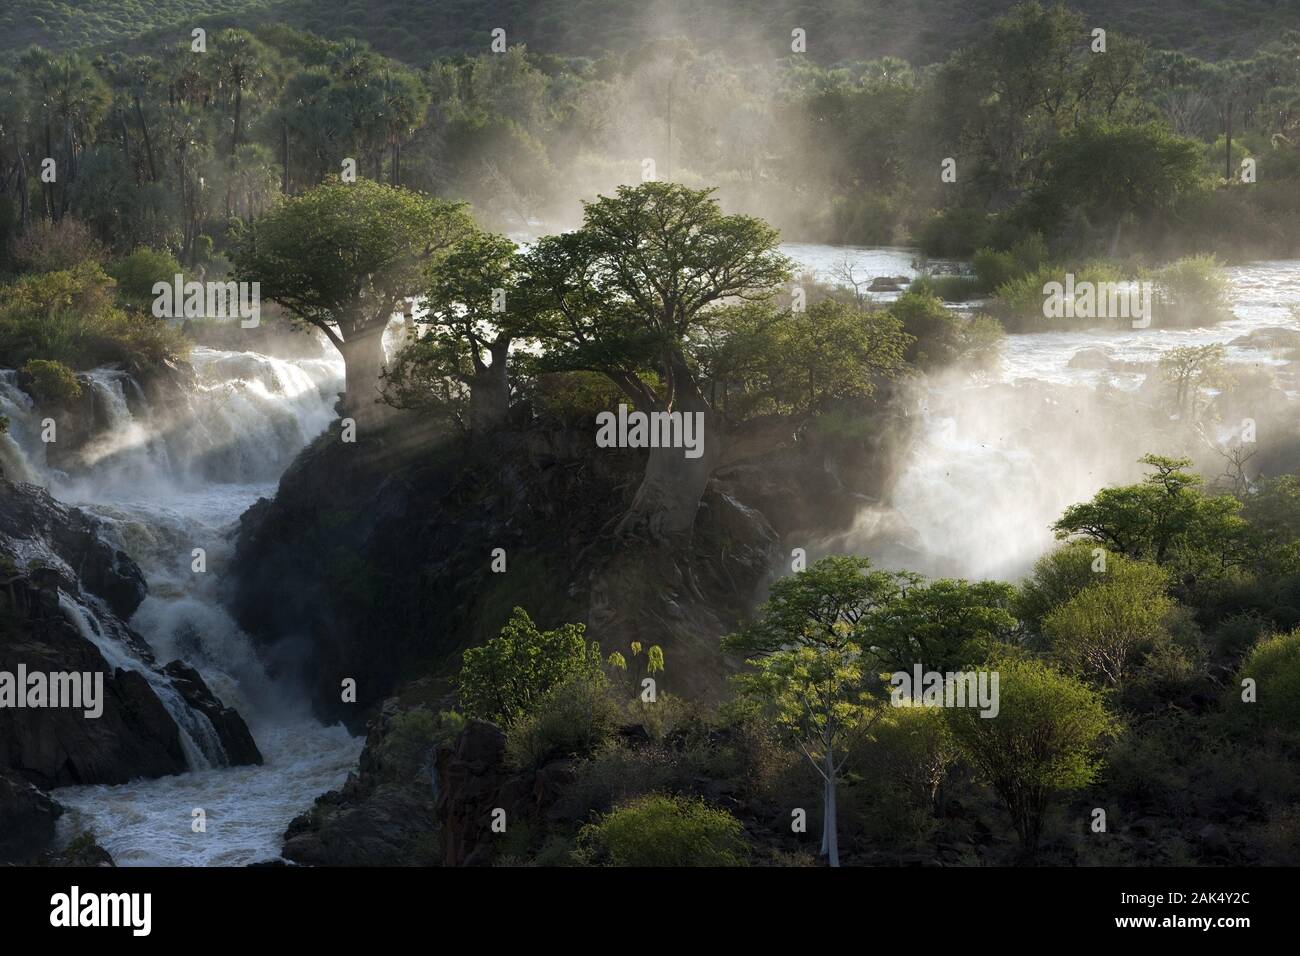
[
  {"left": 457, "top": 606, "right": 603, "bottom": 725},
  {"left": 377, "top": 708, "right": 465, "bottom": 782},
  {"left": 19, "top": 359, "right": 81, "bottom": 404},
  {"left": 0, "top": 263, "right": 189, "bottom": 370},
  {"left": 577, "top": 794, "right": 749, "bottom": 866},
  {"left": 1230, "top": 629, "right": 1300, "bottom": 739},
  {"left": 1153, "top": 254, "right": 1231, "bottom": 327},
  {"left": 107, "top": 247, "right": 183, "bottom": 309},
  {"left": 505, "top": 674, "right": 620, "bottom": 771}
]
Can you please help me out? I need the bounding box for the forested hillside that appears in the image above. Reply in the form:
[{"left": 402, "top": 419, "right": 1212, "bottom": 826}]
[{"left": 3, "top": 0, "right": 1294, "bottom": 64}]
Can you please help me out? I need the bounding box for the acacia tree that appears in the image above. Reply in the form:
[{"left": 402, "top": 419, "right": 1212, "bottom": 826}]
[
  {"left": 523, "top": 182, "right": 793, "bottom": 542},
  {"left": 945, "top": 656, "right": 1114, "bottom": 861},
  {"left": 233, "top": 179, "right": 474, "bottom": 422}
]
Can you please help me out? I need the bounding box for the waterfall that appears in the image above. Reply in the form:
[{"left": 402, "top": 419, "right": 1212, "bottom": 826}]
[{"left": 58, "top": 591, "right": 224, "bottom": 770}]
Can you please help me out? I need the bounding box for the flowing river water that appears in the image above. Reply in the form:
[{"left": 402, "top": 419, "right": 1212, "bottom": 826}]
[{"left": 1, "top": 246, "right": 1297, "bottom": 864}]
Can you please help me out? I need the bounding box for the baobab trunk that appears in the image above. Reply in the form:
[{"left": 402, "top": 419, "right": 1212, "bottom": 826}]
[
  {"left": 614, "top": 364, "right": 718, "bottom": 543},
  {"left": 337, "top": 325, "right": 389, "bottom": 425},
  {"left": 468, "top": 342, "right": 510, "bottom": 432}
]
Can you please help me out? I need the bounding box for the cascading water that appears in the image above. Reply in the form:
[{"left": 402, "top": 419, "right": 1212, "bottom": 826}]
[
  {"left": 815, "top": 251, "right": 1300, "bottom": 580},
  {"left": 3, "top": 336, "right": 363, "bottom": 865},
  {"left": 3, "top": 259, "right": 1295, "bottom": 864}
]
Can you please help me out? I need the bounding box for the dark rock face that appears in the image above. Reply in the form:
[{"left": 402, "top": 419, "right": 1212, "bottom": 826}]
[
  {"left": 162, "top": 662, "right": 262, "bottom": 767},
  {"left": 230, "top": 406, "right": 905, "bottom": 726},
  {"left": 0, "top": 479, "right": 261, "bottom": 789},
  {"left": 0, "top": 575, "right": 189, "bottom": 787},
  {"left": 281, "top": 698, "right": 438, "bottom": 866},
  {"left": 435, "top": 720, "right": 509, "bottom": 867},
  {"left": 0, "top": 768, "right": 62, "bottom": 863},
  {"left": 0, "top": 480, "right": 146, "bottom": 619}
]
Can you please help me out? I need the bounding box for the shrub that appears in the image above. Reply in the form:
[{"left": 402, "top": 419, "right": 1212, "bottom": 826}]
[
  {"left": 1042, "top": 560, "right": 1174, "bottom": 685},
  {"left": 457, "top": 606, "right": 603, "bottom": 725},
  {"left": 0, "top": 263, "right": 188, "bottom": 370},
  {"left": 972, "top": 248, "right": 1019, "bottom": 292},
  {"left": 946, "top": 656, "right": 1116, "bottom": 858},
  {"left": 107, "top": 247, "right": 183, "bottom": 309},
  {"left": 10, "top": 218, "right": 105, "bottom": 273},
  {"left": 505, "top": 674, "right": 620, "bottom": 771},
  {"left": 19, "top": 359, "right": 81, "bottom": 405},
  {"left": 378, "top": 709, "right": 465, "bottom": 782},
  {"left": 577, "top": 794, "right": 749, "bottom": 866},
  {"left": 1153, "top": 255, "right": 1231, "bottom": 326},
  {"left": 1230, "top": 629, "right": 1300, "bottom": 739},
  {"left": 888, "top": 290, "right": 963, "bottom": 369}
]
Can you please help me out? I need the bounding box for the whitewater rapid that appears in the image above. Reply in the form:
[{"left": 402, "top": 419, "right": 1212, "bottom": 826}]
[
  {"left": 2, "top": 341, "right": 364, "bottom": 865},
  {"left": 2, "top": 251, "right": 1296, "bottom": 865},
  {"left": 806, "top": 248, "right": 1300, "bottom": 581}
]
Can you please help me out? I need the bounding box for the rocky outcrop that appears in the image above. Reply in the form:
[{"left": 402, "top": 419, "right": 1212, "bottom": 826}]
[
  {"left": 1, "top": 477, "right": 260, "bottom": 804},
  {"left": 435, "top": 720, "right": 510, "bottom": 867},
  {"left": 162, "top": 662, "right": 262, "bottom": 767},
  {"left": 230, "top": 399, "right": 906, "bottom": 727},
  {"left": 0, "top": 768, "right": 62, "bottom": 863},
  {"left": 0, "top": 479, "right": 146, "bottom": 619},
  {"left": 281, "top": 697, "right": 438, "bottom": 866}
]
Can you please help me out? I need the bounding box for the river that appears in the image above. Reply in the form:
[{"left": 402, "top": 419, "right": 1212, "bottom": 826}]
[{"left": 1, "top": 246, "right": 1296, "bottom": 864}]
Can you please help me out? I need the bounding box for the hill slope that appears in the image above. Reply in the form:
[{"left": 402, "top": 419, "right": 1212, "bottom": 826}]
[{"left": 3, "top": 0, "right": 1293, "bottom": 63}]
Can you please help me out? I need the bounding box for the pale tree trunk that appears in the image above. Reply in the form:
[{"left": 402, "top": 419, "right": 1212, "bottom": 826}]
[
  {"left": 824, "top": 745, "right": 840, "bottom": 867},
  {"left": 819, "top": 775, "right": 830, "bottom": 857},
  {"left": 614, "top": 358, "right": 718, "bottom": 543}
]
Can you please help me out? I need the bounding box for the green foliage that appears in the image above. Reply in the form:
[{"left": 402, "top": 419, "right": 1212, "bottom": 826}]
[
  {"left": 848, "top": 703, "right": 959, "bottom": 847},
  {"left": 0, "top": 262, "right": 189, "bottom": 369},
  {"left": 1018, "top": 541, "right": 1165, "bottom": 635},
  {"left": 1052, "top": 454, "right": 1247, "bottom": 572},
  {"left": 886, "top": 290, "right": 978, "bottom": 369},
  {"left": 106, "top": 247, "right": 183, "bottom": 309},
  {"left": 377, "top": 708, "right": 464, "bottom": 782},
  {"left": 456, "top": 606, "right": 603, "bottom": 726},
  {"left": 233, "top": 179, "right": 474, "bottom": 341},
  {"left": 1042, "top": 560, "right": 1174, "bottom": 685},
  {"left": 723, "top": 554, "right": 909, "bottom": 657},
  {"left": 694, "top": 299, "right": 910, "bottom": 420},
  {"left": 578, "top": 794, "right": 748, "bottom": 866},
  {"left": 1231, "top": 629, "right": 1300, "bottom": 740},
  {"left": 1154, "top": 255, "right": 1231, "bottom": 326},
  {"left": 505, "top": 673, "right": 620, "bottom": 771},
  {"left": 945, "top": 656, "right": 1116, "bottom": 857},
  {"left": 866, "top": 578, "right": 1019, "bottom": 672},
  {"left": 19, "top": 358, "right": 82, "bottom": 404}
]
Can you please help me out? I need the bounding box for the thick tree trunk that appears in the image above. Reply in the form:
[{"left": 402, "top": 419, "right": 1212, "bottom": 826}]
[
  {"left": 468, "top": 341, "right": 510, "bottom": 432},
  {"left": 614, "top": 360, "right": 718, "bottom": 543},
  {"left": 337, "top": 324, "right": 389, "bottom": 425}
]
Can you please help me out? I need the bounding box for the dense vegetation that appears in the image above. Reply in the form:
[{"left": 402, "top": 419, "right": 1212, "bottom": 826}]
[
  {"left": 0, "top": 1, "right": 1298, "bottom": 274},
  {"left": 407, "top": 455, "right": 1300, "bottom": 866},
  {"left": 4, "top": 0, "right": 1295, "bottom": 64}
]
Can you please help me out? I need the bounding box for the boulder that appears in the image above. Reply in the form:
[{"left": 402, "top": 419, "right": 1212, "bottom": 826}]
[
  {"left": 161, "top": 661, "right": 262, "bottom": 766},
  {"left": 0, "top": 769, "right": 62, "bottom": 863}
]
